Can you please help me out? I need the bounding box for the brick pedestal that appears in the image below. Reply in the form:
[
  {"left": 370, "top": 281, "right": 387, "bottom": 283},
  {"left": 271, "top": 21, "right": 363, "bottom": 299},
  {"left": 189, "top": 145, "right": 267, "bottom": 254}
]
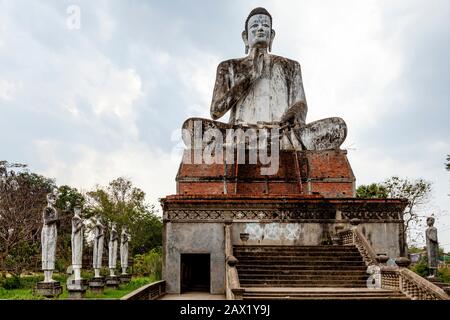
[
  {"left": 34, "top": 281, "right": 63, "bottom": 298},
  {"left": 89, "top": 277, "right": 105, "bottom": 294},
  {"left": 67, "top": 279, "right": 88, "bottom": 299},
  {"left": 119, "top": 274, "right": 132, "bottom": 284},
  {"left": 105, "top": 276, "right": 120, "bottom": 289}
]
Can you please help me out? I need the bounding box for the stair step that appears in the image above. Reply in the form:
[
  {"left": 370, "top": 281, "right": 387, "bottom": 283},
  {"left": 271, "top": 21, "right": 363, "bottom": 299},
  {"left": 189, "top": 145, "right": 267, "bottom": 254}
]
[
  {"left": 240, "top": 282, "right": 369, "bottom": 286},
  {"left": 240, "top": 283, "right": 369, "bottom": 288},
  {"left": 236, "top": 260, "right": 366, "bottom": 265},
  {"left": 235, "top": 255, "right": 364, "bottom": 262},
  {"left": 238, "top": 274, "right": 367, "bottom": 279},
  {"left": 234, "top": 245, "right": 357, "bottom": 249},
  {"left": 243, "top": 295, "right": 409, "bottom": 300},
  {"left": 235, "top": 252, "right": 362, "bottom": 257},
  {"left": 236, "top": 265, "right": 367, "bottom": 270}
]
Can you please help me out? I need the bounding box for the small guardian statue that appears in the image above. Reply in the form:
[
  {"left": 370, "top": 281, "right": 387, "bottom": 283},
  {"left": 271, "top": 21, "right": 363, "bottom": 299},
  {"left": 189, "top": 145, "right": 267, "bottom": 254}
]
[
  {"left": 89, "top": 216, "right": 106, "bottom": 293},
  {"left": 41, "top": 190, "right": 59, "bottom": 283},
  {"left": 119, "top": 227, "right": 132, "bottom": 283},
  {"left": 106, "top": 223, "right": 120, "bottom": 288},
  {"left": 92, "top": 216, "right": 105, "bottom": 278},
  {"left": 426, "top": 216, "right": 439, "bottom": 277},
  {"left": 67, "top": 206, "right": 88, "bottom": 298},
  {"left": 108, "top": 223, "right": 119, "bottom": 277},
  {"left": 71, "top": 206, "right": 84, "bottom": 281},
  {"left": 35, "top": 189, "right": 62, "bottom": 298},
  {"left": 120, "top": 227, "right": 130, "bottom": 275}
]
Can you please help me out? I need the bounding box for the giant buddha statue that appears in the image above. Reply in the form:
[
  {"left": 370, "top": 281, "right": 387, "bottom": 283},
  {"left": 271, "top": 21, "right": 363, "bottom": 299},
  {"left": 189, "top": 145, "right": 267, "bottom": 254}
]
[{"left": 182, "top": 7, "right": 347, "bottom": 152}]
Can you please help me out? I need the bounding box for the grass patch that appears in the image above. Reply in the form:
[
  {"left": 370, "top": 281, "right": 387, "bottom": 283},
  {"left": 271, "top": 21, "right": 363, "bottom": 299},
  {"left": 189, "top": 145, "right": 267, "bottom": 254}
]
[{"left": 0, "top": 274, "right": 158, "bottom": 300}]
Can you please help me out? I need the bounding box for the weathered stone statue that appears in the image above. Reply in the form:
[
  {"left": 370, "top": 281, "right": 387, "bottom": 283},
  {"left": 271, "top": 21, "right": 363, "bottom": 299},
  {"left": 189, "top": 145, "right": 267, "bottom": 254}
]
[
  {"left": 89, "top": 216, "right": 106, "bottom": 293},
  {"left": 41, "top": 190, "right": 59, "bottom": 283},
  {"left": 92, "top": 216, "right": 105, "bottom": 278},
  {"left": 108, "top": 223, "right": 119, "bottom": 276},
  {"left": 67, "top": 206, "right": 88, "bottom": 298},
  {"left": 426, "top": 216, "right": 439, "bottom": 277},
  {"left": 120, "top": 227, "right": 130, "bottom": 275},
  {"left": 71, "top": 206, "right": 84, "bottom": 281},
  {"left": 182, "top": 7, "right": 347, "bottom": 151},
  {"left": 35, "top": 189, "right": 62, "bottom": 298}
]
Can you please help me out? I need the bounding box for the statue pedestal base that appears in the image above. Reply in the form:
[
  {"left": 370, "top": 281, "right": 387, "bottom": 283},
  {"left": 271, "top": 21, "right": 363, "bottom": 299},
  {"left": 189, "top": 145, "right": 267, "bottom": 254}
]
[
  {"left": 89, "top": 277, "right": 105, "bottom": 294},
  {"left": 34, "top": 281, "right": 63, "bottom": 298},
  {"left": 67, "top": 279, "right": 88, "bottom": 299},
  {"left": 119, "top": 274, "right": 132, "bottom": 284},
  {"left": 105, "top": 276, "right": 120, "bottom": 289}
]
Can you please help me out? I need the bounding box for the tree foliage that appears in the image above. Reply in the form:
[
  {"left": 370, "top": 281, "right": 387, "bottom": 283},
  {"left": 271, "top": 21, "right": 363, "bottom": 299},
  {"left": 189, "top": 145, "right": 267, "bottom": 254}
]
[
  {"left": 0, "top": 161, "right": 56, "bottom": 276},
  {"left": 383, "top": 176, "right": 432, "bottom": 244},
  {"left": 356, "top": 176, "right": 432, "bottom": 247},
  {"left": 356, "top": 183, "right": 388, "bottom": 198},
  {"left": 446, "top": 155, "right": 450, "bottom": 171},
  {"left": 87, "top": 177, "right": 162, "bottom": 256}
]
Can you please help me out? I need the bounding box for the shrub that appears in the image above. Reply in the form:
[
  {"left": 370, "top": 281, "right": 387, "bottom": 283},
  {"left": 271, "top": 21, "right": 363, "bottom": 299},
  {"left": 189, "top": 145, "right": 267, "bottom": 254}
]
[
  {"left": 1, "top": 276, "right": 21, "bottom": 290},
  {"left": 438, "top": 268, "right": 450, "bottom": 284},
  {"left": 133, "top": 247, "right": 162, "bottom": 279},
  {"left": 410, "top": 257, "right": 429, "bottom": 277}
]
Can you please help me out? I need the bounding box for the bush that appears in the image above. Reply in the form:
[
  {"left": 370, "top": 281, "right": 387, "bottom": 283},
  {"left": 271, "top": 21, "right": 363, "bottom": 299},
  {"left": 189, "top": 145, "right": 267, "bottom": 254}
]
[
  {"left": 133, "top": 247, "right": 162, "bottom": 279},
  {"left": 1, "top": 276, "right": 21, "bottom": 289},
  {"left": 410, "top": 257, "right": 429, "bottom": 277},
  {"left": 438, "top": 268, "right": 450, "bottom": 284}
]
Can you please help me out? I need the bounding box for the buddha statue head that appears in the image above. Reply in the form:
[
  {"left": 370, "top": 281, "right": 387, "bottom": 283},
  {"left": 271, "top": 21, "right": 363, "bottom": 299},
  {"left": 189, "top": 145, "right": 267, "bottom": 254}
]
[{"left": 242, "top": 7, "right": 275, "bottom": 54}]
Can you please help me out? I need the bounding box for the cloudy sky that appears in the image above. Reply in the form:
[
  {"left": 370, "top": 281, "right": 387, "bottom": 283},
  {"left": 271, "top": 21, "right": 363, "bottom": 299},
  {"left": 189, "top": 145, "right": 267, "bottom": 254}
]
[{"left": 1, "top": 0, "right": 449, "bottom": 249}]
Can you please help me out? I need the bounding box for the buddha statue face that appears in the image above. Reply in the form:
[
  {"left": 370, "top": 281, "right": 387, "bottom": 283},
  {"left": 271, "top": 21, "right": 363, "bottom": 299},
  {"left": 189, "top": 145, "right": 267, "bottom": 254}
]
[
  {"left": 247, "top": 14, "right": 272, "bottom": 48},
  {"left": 242, "top": 8, "right": 275, "bottom": 53},
  {"left": 427, "top": 217, "right": 435, "bottom": 227}
]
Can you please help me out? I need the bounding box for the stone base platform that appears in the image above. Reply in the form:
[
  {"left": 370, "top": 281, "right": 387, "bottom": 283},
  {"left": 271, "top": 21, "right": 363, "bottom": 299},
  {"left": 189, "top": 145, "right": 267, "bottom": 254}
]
[
  {"left": 177, "top": 149, "right": 355, "bottom": 197},
  {"left": 161, "top": 195, "right": 407, "bottom": 294},
  {"left": 67, "top": 279, "right": 89, "bottom": 299},
  {"left": 34, "top": 281, "right": 63, "bottom": 298},
  {"left": 89, "top": 277, "right": 106, "bottom": 294},
  {"left": 119, "top": 274, "right": 132, "bottom": 284},
  {"left": 105, "top": 276, "right": 120, "bottom": 289}
]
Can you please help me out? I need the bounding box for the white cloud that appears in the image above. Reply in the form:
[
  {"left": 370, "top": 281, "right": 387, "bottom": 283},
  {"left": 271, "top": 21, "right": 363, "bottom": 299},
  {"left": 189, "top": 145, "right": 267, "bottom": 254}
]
[
  {"left": 33, "top": 139, "right": 178, "bottom": 212},
  {"left": 268, "top": 0, "right": 404, "bottom": 136},
  {"left": 175, "top": 49, "right": 220, "bottom": 118},
  {"left": 0, "top": 79, "right": 21, "bottom": 101}
]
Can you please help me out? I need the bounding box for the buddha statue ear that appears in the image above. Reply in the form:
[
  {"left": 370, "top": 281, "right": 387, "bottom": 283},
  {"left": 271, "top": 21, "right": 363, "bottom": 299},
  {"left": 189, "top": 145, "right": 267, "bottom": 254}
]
[
  {"left": 242, "top": 30, "right": 249, "bottom": 54},
  {"left": 269, "top": 29, "right": 276, "bottom": 52}
]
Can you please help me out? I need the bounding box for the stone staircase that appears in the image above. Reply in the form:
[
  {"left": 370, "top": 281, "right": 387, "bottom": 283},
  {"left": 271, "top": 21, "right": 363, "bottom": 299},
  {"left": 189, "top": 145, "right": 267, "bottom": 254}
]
[{"left": 234, "top": 245, "right": 409, "bottom": 300}]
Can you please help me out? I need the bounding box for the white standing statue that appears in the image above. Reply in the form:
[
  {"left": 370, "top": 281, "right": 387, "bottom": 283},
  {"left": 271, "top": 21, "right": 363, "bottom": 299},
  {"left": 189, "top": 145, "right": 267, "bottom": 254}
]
[
  {"left": 71, "top": 206, "right": 84, "bottom": 281},
  {"left": 41, "top": 190, "right": 59, "bottom": 283},
  {"left": 108, "top": 223, "right": 119, "bottom": 276},
  {"left": 120, "top": 227, "right": 130, "bottom": 275},
  {"left": 92, "top": 216, "right": 105, "bottom": 278}
]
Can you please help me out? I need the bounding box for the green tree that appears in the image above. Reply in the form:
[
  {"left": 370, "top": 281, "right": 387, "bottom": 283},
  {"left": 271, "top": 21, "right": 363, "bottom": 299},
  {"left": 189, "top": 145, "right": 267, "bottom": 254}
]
[
  {"left": 87, "top": 177, "right": 162, "bottom": 257},
  {"left": 383, "top": 176, "right": 432, "bottom": 246},
  {"left": 0, "top": 161, "right": 56, "bottom": 277},
  {"left": 357, "top": 176, "right": 432, "bottom": 248},
  {"left": 356, "top": 183, "right": 388, "bottom": 198}
]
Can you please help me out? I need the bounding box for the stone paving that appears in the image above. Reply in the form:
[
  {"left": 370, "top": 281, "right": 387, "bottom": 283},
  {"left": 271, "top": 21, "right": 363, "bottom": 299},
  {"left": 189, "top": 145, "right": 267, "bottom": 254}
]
[{"left": 160, "top": 291, "right": 226, "bottom": 300}]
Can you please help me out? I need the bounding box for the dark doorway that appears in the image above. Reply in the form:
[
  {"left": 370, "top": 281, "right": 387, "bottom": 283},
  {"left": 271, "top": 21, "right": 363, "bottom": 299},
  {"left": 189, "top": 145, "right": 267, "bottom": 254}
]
[{"left": 180, "top": 253, "right": 210, "bottom": 293}]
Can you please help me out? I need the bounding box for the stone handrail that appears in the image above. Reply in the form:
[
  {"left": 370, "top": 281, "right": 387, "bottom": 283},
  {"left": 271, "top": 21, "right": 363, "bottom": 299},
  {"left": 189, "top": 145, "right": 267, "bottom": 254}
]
[
  {"left": 224, "top": 222, "right": 244, "bottom": 300},
  {"left": 396, "top": 268, "right": 448, "bottom": 300},
  {"left": 338, "top": 227, "right": 448, "bottom": 300},
  {"left": 352, "top": 228, "right": 379, "bottom": 266},
  {"left": 120, "top": 280, "right": 166, "bottom": 300},
  {"left": 337, "top": 228, "right": 378, "bottom": 265}
]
